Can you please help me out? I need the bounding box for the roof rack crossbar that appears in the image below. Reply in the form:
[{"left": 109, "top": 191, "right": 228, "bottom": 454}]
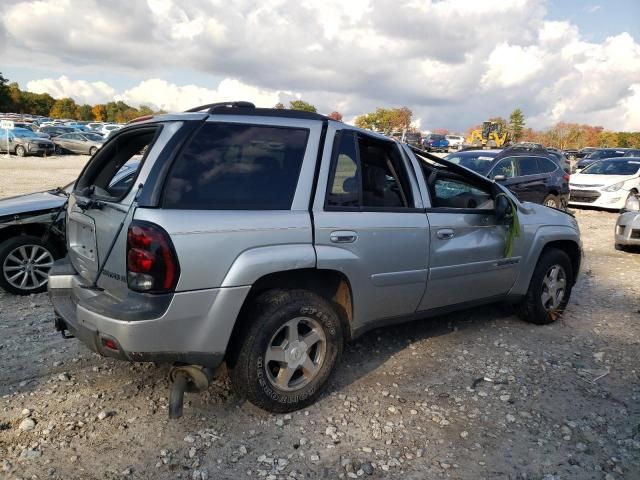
[{"left": 185, "top": 101, "right": 256, "bottom": 113}]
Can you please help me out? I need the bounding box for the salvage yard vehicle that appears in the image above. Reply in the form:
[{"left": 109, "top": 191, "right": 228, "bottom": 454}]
[
  {"left": 48, "top": 102, "right": 582, "bottom": 415},
  {"left": 615, "top": 193, "right": 640, "bottom": 251},
  {"left": 570, "top": 157, "right": 640, "bottom": 210},
  {"left": 422, "top": 133, "right": 449, "bottom": 152},
  {"left": 576, "top": 148, "right": 629, "bottom": 171},
  {"left": 445, "top": 147, "right": 570, "bottom": 209},
  {"left": 0, "top": 127, "right": 56, "bottom": 157},
  {"left": 52, "top": 132, "right": 105, "bottom": 155},
  {"left": 0, "top": 162, "right": 140, "bottom": 295}
]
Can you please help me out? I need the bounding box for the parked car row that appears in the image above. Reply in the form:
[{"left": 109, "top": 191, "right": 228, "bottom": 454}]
[{"left": 0, "top": 127, "right": 105, "bottom": 157}]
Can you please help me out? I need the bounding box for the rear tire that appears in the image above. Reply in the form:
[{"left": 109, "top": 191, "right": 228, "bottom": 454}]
[
  {"left": 228, "top": 289, "right": 343, "bottom": 413},
  {"left": 518, "top": 249, "right": 573, "bottom": 325},
  {"left": 0, "top": 235, "right": 56, "bottom": 295}
]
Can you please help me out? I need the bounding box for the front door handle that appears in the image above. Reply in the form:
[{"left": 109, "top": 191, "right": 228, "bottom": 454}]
[
  {"left": 436, "top": 228, "right": 455, "bottom": 240},
  {"left": 330, "top": 230, "right": 358, "bottom": 243}
]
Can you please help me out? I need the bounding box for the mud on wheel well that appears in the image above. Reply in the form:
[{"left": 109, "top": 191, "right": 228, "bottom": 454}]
[
  {"left": 0, "top": 224, "right": 65, "bottom": 257},
  {"left": 541, "top": 240, "right": 581, "bottom": 285},
  {"left": 225, "top": 269, "right": 354, "bottom": 361}
]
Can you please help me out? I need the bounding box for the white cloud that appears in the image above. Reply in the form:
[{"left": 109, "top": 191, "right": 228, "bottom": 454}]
[
  {"left": 116, "top": 78, "right": 284, "bottom": 111},
  {"left": 3, "top": 0, "right": 640, "bottom": 131},
  {"left": 586, "top": 5, "right": 601, "bottom": 13},
  {"left": 26, "top": 76, "right": 116, "bottom": 105}
]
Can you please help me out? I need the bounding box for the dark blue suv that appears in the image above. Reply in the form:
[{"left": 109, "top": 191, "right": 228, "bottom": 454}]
[{"left": 445, "top": 148, "right": 570, "bottom": 209}]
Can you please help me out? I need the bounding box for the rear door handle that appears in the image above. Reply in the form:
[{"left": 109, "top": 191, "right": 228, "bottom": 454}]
[
  {"left": 436, "top": 228, "right": 455, "bottom": 240},
  {"left": 330, "top": 230, "right": 358, "bottom": 243}
]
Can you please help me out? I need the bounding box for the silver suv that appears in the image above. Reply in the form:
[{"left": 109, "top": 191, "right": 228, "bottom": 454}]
[{"left": 48, "top": 102, "right": 582, "bottom": 414}]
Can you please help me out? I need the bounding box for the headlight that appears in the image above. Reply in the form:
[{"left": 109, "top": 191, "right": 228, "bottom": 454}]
[
  {"left": 602, "top": 181, "right": 625, "bottom": 192},
  {"left": 625, "top": 195, "right": 640, "bottom": 211}
]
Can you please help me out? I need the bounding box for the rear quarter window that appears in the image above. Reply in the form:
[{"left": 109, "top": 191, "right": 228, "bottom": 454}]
[{"left": 163, "top": 123, "right": 309, "bottom": 210}]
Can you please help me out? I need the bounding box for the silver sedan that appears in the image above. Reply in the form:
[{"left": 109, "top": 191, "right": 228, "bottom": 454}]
[{"left": 52, "top": 132, "right": 105, "bottom": 155}]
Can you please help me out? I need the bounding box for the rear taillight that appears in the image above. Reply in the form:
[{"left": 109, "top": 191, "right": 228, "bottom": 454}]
[
  {"left": 126, "top": 221, "right": 179, "bottom": 293},
  {"left": 563, "top": 173, "right": 571, "bottom": 182}
]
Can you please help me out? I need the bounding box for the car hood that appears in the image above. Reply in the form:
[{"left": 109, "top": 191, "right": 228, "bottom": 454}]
[
  {"left": 570, "top": 174, "right": 634, "bottom": 187},
  {"left": 0, "top": 191, "right": 66, "bottom": 218}
]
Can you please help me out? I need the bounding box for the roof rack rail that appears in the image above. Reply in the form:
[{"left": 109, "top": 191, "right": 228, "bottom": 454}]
[{"left": 185, "top": 101, "right": 256, "bottom": 114}]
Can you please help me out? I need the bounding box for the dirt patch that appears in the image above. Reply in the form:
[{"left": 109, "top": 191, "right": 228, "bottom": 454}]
[{"left": 0, "top": 207, "right": 639, "bottom": 479}]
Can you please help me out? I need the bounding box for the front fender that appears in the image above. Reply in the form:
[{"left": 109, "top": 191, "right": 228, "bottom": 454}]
[
  {"left": 221, "top": 244, "right": 316, "bottom": 287},
  {"left": 508, "top": 224, "right": 581, "bottom": 297}
]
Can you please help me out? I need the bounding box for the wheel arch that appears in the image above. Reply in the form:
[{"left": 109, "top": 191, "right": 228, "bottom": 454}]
[
  {"left": 508, "top": 226, "right": 581, "bottom": 298},
  {"left": 0, "top": 223, "right": 65, "bottom": 257},
  {"left": 225, "top": 268, "right": 354, "bottom": 363}
]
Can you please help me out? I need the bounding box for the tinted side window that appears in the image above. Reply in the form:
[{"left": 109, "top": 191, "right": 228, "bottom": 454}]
[
  {"left": 537, "top": 157, "right": 557, "bottom": 173},
  {"left": 518, "top": 156, "right": 539, "bottom": 176},
  {"left": 164, "top": 123, "right": 309, "bottom": 210},
  {"left": 432, "top": 178, "right": 494, "bottom": 210},
  {"left": 325, "top": 132, "right": 414, "bottom": 209},
  {"left": 490, "top": 158, "right": 517, "bottom": 178}
]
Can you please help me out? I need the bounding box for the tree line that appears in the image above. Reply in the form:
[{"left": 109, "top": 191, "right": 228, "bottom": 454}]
[
  {"left": 0, "top": 72, "right": 160, "bottom": 123},
  {"left": 2, "top": 72, "right": 638, "bottom": 147}
]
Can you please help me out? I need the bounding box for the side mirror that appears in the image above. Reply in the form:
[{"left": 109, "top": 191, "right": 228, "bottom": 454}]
[
  {"left": 493, "top": 174, "right": 506, "bottom": 182},
  {"left": 495, "top": 194, "right": 512, "bottom": 222}
]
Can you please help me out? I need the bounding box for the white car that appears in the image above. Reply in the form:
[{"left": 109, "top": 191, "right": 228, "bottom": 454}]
[
  {"left": 569, "top": 157, "right": 640, "bottom": 210},
  {"left": 100, "top": 124, "right": 123, "bottom": 137},
  {"left": 445, "top": 134, "right": 464, "bottom": 150}
]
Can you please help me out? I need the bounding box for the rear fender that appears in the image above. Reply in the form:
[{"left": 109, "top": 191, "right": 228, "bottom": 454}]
[{"left": 221, "top": 244, "right": 316, "bottom": 287}]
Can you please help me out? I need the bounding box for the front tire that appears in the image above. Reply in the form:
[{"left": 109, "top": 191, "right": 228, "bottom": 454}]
[
  {"left": 0, "top": 236, "right": 56, "bottom": 295},
  {"left": 518, "top": 249, "right": 573, "bottom": 325},
  {"left": 228, "top": 289, "right": 343, "bottom": 413}
]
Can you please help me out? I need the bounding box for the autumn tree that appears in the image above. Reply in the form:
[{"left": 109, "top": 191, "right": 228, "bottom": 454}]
[
  {"left": 327, "top": 111, "right": 343, "bottom": 121},
  {"left": 509, "top": 108, "right": 525, "bottom": 142},
  {"left": 289, "top": 100, "right": 317, "bottom": 113},
  {"left": 354, "top": 107, "right": 413, "bottom": 133},
  {"left": 21, "top": 91, "right": 55, "bottom": 116},
  {"left": 50, "top": 98, "right": 79, "bottom": 119},
  {"left": 91, "top": 104, "right": 106, "bottom": 121}
]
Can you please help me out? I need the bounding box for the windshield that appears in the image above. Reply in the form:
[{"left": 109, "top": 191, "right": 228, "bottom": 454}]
[
  {"left": 429, "top": 134, "right": 445, "bottom": 141},
  {"left": 586, "top": 150, "right": 626, "bottom": 160},
  {"left": 444, "top": 152, "right": 496, "bottom": 174},
  {"left": 582, "top": 159, "right": 640, "bottom": 175},
  {"left": 12, "top": 128, "right": 38, "bottom": 138}
]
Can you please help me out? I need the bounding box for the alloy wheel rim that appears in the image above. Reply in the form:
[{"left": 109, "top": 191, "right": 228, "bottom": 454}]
[
  {"left": 3, "top": 244, "right": 54, "bottom": 290},
  {"left": 541, "top": 264, "right": 566, "bottom": 311},
  {"left": 264, "top": 316, "right": 327, "bottom": 392}
]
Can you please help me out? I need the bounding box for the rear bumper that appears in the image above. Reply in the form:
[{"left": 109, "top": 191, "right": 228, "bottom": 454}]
[
  {"left": 48, "top": 257, "right": 250, "bottom": 367},
  {"left": 615, "top": 211, "right": 640, "bottom": 246}
]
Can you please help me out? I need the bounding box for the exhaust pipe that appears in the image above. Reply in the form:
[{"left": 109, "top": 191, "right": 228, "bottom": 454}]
[{"left": 168, "top": 365, "right": 213, "bottom": 419}]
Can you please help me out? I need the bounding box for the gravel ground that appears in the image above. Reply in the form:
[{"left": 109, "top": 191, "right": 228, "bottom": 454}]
[
  {"left": 0, "top": 203, "right": 639, "bottom": 477},
  {"left": 0, "top": 154, "right": 89, "bottom": 198}
]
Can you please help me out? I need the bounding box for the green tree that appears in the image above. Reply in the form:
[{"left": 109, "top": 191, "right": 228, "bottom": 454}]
[
  {"left": 0, "top": 72, "right": 10, "bottom": 111},
  {"left": 76, "top": 104, "right": 93, "bottom": 121},
  {"left": 508, "top": 108, "right": 525, "bottom": 142},
  {"left": 21, "top": 91, "right": 55, "bottom": 116},
  {"left": 138, "top": 105, "right": 154, "bottom": 116},
  {"left": 8, "top": 82, "right": 24, "bottom": 112},
  {"left": 289, "top": 100, "right": 317, "bottom": 113},
  {"left": 354, "top": 107, "right": 413, "bottom": 134},
  {"left": 49, "top": 98, "right": 78, "bottom": 119},
  {"left": 274, "top": 102, "right": 285, "bottom": 109}
]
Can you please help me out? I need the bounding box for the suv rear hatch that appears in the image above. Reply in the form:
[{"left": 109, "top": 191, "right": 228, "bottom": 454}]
[{"left": 66, "top": 124, "right": 164, "bottom": 298}]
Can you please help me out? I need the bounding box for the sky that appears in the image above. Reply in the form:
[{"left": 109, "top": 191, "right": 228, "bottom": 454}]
[{"left": 1, "top": 0, "right": 639, "bottom": 132}]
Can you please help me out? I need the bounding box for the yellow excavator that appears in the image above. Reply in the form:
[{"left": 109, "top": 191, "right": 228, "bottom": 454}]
[{"left": 467, "top": 121, "right": 510, "bottom": 148}]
